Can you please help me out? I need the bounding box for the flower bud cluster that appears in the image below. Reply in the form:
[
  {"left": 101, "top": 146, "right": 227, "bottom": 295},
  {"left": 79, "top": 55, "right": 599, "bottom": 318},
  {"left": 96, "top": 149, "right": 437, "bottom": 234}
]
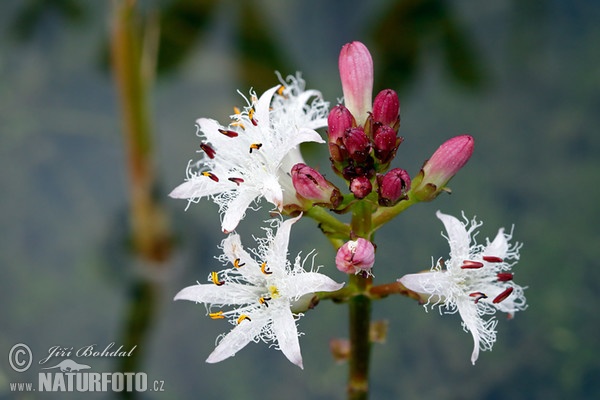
[{"left": 329, "top": 41, "right": 407, "bottom": 205}]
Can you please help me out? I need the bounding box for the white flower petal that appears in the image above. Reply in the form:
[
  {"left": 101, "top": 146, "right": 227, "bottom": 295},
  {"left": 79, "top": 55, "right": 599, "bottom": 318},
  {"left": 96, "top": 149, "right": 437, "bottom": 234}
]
[
  {"left": 206, "top": 313, "right": 268, "bottom": 364},
  {"left": 221, "top": 190, "right": 260, "bottom": 233},
  {"left": 483, "top": 228, "right": 509, "bottom": 258},
  {"left": 221, "top": 234, "right": 263, "bottom": 281},
  {"left": 268, "top": 215, "right": 302, "bottom": 271},
  {"left": 272, "top": 308, "right": 303, "bottom": 369},
  {"left": 456, "top": 299, "right": 483, "bottom": 365},
  {"left": 284, "top": 272, "right": 344, "bottom": 299},
  {"left": 169, "top": 178, "right": 226, "bottom": 200},
  {"left": 174, "top": 284, "right": 252, "bottom": 306},
  {"left": 436, "top": 210, "right": 470, "bottom": 259},
  {"left": 254, "top": 86, "right": 279, "bottom": 125},
  {"left": 398, "top": 271, "right": 447, "bottom": 298}
]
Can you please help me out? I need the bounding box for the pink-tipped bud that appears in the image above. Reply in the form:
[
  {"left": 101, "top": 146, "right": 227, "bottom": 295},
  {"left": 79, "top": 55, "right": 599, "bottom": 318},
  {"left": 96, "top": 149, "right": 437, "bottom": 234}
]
[
  {"left": 335, "top": 238, "right": 375, "bottom": 276},
  {"left": 377, "top": 168, "right": 410, "bottom": 206},
  {"left": 291, "top": 163, "right": 341, "bottom": 208},
  {"left": 339, "top": 41, "right": 374, "bottom": 126},
  {"left": 372, "top": 89, "right": 400, "bottom": 126},
  {"left": 373, "top": 125, "right": 400, "bottom": 164},
  {"left": 343, "top": 127, "right": 371, "bottom": 162},
  {"left": 328, "top": 105, "right": 354, "bottom": 144},
  {"left": 411, "top": 134, "right": 474, "bottom": 201},
  {"left": 349, "top": 176, "right": 372, "bottom": 199}
]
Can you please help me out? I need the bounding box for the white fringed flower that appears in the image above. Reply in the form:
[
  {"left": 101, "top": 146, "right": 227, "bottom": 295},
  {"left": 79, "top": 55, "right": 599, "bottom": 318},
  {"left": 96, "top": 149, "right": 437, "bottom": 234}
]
[
  {"left": 174, "top": 215, "right": 343, "bottom": 369},
  {"left": 169, "top": 74, "right": 329, "bottom": 233},
  {"left": 398, "top": 211, "right": 527, "bottom": 364}
]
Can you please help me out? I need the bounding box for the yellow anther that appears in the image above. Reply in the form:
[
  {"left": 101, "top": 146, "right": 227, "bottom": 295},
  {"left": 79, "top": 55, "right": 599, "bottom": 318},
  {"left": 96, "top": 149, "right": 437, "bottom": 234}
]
[
  {"left": 249, "top": 143, "right": 263, "bottom": 153},
  {"left": 234, "top": 258, "right": 245, "bottom": 268},
  {"left": 209, "top": 311, "right": 225, "bottom": 319},
  {"left": 211, "top": 271, "right": 224, "bottom": 286},
  {"left": 260, "top": 262, "right": 272, "bottom": 275},
  {"left": 277, "top": 85, "right": 285, "bottom": 96},
  {"left": 237, "top": 314, "right": 251, "bottom": 324},
  {"left": 259, "top": 296, "right": 271, "bottom": 307},
  {"left": 233, "top": 106, "right": 241, "bottom": 115}
]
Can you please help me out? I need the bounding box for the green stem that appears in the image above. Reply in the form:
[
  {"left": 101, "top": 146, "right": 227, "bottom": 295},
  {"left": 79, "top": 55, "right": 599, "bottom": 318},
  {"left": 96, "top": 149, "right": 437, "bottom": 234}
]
[
  {"left": 305, "top": 206, "right": 351, "bottom": 239},
  {"left": 371, "top": 196, "right": 417, "bottom": 233},
  {"left": 347, "top": 201, "right": 372, "bottom": 400}
]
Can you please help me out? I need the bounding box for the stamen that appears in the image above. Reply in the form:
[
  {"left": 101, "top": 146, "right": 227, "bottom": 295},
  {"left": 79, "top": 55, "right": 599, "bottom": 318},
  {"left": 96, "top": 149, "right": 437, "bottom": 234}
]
[
  {"left": 201, "top": 171, "right": 219, "bottom": 182},
  {"left": 259, "top": 296, "right": 271, "bottom": 307},
  {"left": 233, "top": 258, "right": 245, "bottom": 268},
  {"left": 209, "top": 311, "right": 225, "bottom": 319},
  {"left": 200, "top": 143, "right": 216, "bottom": 159},
  {"left": 228, "top": 177, "right": 244, "bottom": 186},
  {"left": 237, "top": 314, "right": 251, "bottom": 324},
  {"left": 497, "top": 272, "right": 514, "bottom": 282},
  {"left": 210, "top": 271, "right": 224, "bottom": 286},
  {"left": 469, "top": 292, "right": 488, "bottom": 304},
  {"left": 260, "top": 262, "right": 272, "bottom": 275},
  {"left": 231, "top": 121, "right": 245, "bottom": 129},
  {"left": 249, "top": 143, "right": 263, "bottom": 153},
  {"left": 218, "top": 128, "right": 239, "bottom": 138},
  {"left": 483, "top": 256, "right": 504, "bottom": 263},
  {"left": 277, "top": 85, "right": 285, "bottom": 96},
  {"left": 493, "top": 287, "right": 514, "bottom": 304},
  {"left": 248, "top": 109, "right": 258, "bottom": 126},
  {"left": 233, "top": 106, "right": 241, "bottom": 115},
  {"left": 461, "top": 260, "right": 484, "bottom": 269}
]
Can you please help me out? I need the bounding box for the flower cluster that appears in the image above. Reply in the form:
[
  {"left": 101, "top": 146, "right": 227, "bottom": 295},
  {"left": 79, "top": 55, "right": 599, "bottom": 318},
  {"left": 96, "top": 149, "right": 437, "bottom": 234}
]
[{"left": 171, "top": 41, "right": 526, "bottom": 371}]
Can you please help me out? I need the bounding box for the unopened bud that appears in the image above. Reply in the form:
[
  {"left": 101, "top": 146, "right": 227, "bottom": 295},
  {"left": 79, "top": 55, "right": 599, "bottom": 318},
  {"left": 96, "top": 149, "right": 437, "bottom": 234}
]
[
  {"left": 335, "top": 238, "right": 375, "bottom": 276},
  {"left": 349, "top": 176, "right": 372, "bottom": 199},
  {"left": 377, "top": 168, "right": 411, "bottom": 206},
  {"left": 411, "top": 135, "right": 474, "bottom": 201},
  {"left": 373, "top": 125, "right": 400, "bottom": 164},
  {"left": 291, "top": 163, "right": 341, "bottom": 208},
  {"left": 372, "top": 89, "right": 399, "bottom": 126},
  {"left": 328, "top": 105, "right": 354, "bottom": 144},
  {"left": 339, "top": 41, "right": 374, "bottom": 126},
  {"left": 343, "top": 127, "right": 370, "bottom": 162}
]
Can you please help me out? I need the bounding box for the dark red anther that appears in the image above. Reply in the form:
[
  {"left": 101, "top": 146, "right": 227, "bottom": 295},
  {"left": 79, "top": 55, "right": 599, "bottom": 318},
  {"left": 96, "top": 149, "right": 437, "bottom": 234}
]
[
  {"left": 218, "top": 129, "right": 239, "bottom": 138},
  {"left": 496, "top": 273, "right": 513, "bottom": 282},
  {"left": 483, "top": 256, "right": 504, "bottom": 263},
  {"left": 469, "top": 292, "right": 488, "bottom": 304},
  {"left": 250, "top": 118, "right": 258, "bottom": 126},
  {"left": 201, "top": 172, "right": 219, "bottom": 182},
  {"left": 200, "top": 143, "right": 216, "bottom": 159},
  {"left": 461, "top": 260, "right": 484, "bottom": 269},
  {"left": 228, "top": 177, "right": 244, "bottom": 186},
  {"left": 493, "top": 287, "right": 514, "bottom": 304}
]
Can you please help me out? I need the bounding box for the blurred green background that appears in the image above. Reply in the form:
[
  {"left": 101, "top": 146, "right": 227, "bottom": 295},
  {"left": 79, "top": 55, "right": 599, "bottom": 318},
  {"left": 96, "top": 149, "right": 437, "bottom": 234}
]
[{"left": 1, "top": 0, "right": 599, "bottom": 399}]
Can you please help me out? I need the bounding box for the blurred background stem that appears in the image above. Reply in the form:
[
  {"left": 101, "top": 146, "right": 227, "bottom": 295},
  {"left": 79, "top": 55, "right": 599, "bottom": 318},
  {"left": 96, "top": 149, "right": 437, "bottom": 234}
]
[{"left": 110, "top": 0, "right": 173, "bottom": 389}]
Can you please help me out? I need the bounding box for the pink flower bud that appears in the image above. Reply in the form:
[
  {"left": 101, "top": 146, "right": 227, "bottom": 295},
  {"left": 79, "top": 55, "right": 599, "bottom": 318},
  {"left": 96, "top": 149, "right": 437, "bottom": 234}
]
[
  {"left": 343, "top": 127, "right": 371, "bottom": 162},
  {"left": 411, "top": 135, "right": 474, "bottom": 201},
  {"left": 291, "top": 163, "right": 341, "bottom": 208},
  {"left": 349, "top": 176, "right": 372, "bottom": 199},
  {"left": 377, "top": 168, "right": 411, "bottom": 206},
  {"left": 372, "top": 89, "right": 400, "bottom": 126},
  {"left": 327, "top": 105, "right": 354, "bottom": 144},
  {"left": 373, "top": 125, "right": 400, "bottom": 164},
  {"left": 339, "top": 41, "right": 374, "bottom": 126},
  {"left": 335, "top": 238, "right": 375, "bottom": 276}
]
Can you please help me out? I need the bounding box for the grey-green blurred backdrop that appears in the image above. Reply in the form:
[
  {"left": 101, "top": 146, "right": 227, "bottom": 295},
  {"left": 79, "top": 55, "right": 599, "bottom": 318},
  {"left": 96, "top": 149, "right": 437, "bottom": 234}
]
[{"left": 2, "top": 0, "right": 599, "bottom": 399}]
